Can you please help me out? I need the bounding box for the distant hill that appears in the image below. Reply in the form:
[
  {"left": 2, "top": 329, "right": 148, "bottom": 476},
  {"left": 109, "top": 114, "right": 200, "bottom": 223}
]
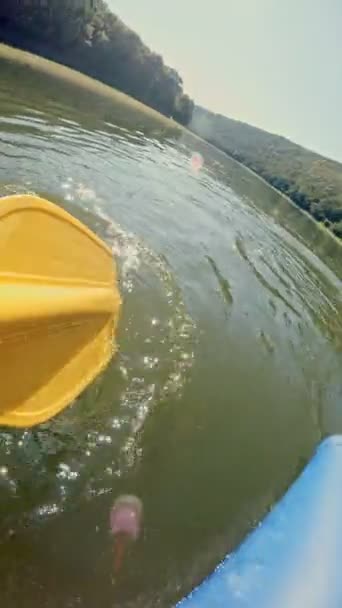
[{"left": 191, "top": 106, "right": 342, "bottom": 238}]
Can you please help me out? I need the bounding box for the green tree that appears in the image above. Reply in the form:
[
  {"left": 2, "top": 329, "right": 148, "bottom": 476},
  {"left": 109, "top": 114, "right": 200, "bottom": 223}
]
[{"left": 0, "top": 0, "right": 194, "bottom": 125}]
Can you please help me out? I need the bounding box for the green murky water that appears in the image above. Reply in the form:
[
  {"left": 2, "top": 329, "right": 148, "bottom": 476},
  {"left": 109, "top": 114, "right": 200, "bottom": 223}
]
[{"left": 0, "top": 53, "right": 341, "bottom": 607}]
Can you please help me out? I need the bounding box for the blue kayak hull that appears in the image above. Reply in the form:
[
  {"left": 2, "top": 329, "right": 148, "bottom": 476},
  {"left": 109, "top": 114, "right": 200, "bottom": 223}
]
[{"left": 177, "top": 436, "right": 342, "bottom": 608}]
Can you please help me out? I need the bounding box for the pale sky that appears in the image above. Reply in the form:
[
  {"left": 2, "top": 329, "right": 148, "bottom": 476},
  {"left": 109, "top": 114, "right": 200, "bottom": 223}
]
[{"left": 108, "top": 0, "right": 342, "bottom": 161}]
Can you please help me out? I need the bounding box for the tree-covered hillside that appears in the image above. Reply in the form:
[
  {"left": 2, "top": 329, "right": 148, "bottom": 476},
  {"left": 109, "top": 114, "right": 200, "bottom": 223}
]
[
  {"left": 191, "top": 106, "right": 342, "bottom": 238},
  {"left": 0, "top": 0, "right": 194, "bottom": 125}
]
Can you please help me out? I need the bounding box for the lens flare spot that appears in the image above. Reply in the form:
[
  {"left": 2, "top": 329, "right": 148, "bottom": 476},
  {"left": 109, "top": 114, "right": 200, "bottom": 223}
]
[{"left": 190, "top": 152, "right": 204, "bottom": 173}]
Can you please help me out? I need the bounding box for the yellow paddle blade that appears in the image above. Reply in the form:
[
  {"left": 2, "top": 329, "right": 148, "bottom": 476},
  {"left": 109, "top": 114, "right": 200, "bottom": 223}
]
[{"left": 0, "top": 194, "right": 121, "bottom": 428}]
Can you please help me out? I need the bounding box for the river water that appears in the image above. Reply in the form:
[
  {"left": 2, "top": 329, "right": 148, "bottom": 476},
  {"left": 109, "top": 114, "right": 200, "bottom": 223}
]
[{"left": 0, "top": 50, "right": 341, "bottom": 607}]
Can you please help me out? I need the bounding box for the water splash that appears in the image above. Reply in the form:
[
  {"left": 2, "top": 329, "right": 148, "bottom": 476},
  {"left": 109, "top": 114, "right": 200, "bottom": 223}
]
[{"left": 0, "top": 180, "right": 196, "bottom": 535}]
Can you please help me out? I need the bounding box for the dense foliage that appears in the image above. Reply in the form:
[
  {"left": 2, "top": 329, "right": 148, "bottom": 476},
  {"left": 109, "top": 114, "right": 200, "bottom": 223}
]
[
  {"left": 191, "top": 106, "right": 342, "bottom": 238},
  {"left": 0, "top": 0, "right": 194, "bottom": 125}
]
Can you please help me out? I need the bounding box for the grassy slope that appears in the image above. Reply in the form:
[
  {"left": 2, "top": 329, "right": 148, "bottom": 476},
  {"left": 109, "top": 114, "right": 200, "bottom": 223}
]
[{"left": 0, "top": 43, "right": 180, "bottom": 129}]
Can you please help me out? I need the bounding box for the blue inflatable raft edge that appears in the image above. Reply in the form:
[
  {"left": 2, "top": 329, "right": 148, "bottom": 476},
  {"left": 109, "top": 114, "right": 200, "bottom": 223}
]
[{"left": 177, "top": 435, "right": 342, "bottom": 608}]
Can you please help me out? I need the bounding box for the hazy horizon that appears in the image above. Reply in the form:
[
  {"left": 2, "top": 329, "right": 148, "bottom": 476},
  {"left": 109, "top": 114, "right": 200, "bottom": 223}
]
[{"left": 108, "top": 0, "right": 342, "bottom": 163}]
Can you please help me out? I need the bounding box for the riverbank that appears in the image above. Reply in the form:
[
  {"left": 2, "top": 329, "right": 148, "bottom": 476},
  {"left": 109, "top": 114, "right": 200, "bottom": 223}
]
[
  {"left": 0, "top": 44, "right": 180, "bottom": 131},
  {"left": 191, "top": 106, "right": 342, "bottom": 241},
  {"left": 0, "top": 43, "right": 341, "bottom": 274},
  {"left": 0, "top": 1, "right": 194, "bottom": 125}
]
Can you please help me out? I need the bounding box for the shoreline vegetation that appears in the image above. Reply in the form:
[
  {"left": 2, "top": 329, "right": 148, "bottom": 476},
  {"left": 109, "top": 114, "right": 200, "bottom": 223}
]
[
  {"left": 0, "top": 1, "right": 341, "bottom": 240},
  {"left": 191, "top": 107, "right": 342, "bottom": 240},
  {"left": 0, "top": 0, "right": 194, "bottom": 126}
]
